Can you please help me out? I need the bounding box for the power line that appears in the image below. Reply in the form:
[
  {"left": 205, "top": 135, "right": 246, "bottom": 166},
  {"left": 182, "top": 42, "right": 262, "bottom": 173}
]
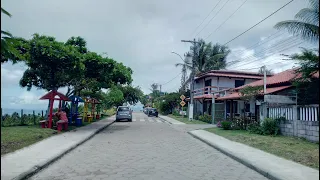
[
  {"left": 223, "top": 0, "right": 295, "bottom": 45},
  {"left": 161, "top": 72, "right": 182, "bottom": 86},
  {"left": 230, "top": 40, "right": 305, "bottom": 69},
  {"left": 229, "top": 30, "right": 286, "bottom": 57},
  {"left": 228, "top": 36, "right": 301, "bottom": 68},
  {"left": 188, "top": 0, "right": 223, "bottom": 37},
  {"left": 194, "top": 0, "right": 231, "bottom": 38},
  {"left": 205, "top": 0, "right": 248, "bottom": 40}
]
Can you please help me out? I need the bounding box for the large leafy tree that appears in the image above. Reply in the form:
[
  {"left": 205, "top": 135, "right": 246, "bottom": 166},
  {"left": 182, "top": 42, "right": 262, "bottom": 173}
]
[
  {"left": 19, "top": 34, "right": 82, "bottom": 91},
  {"left": 274, "top": 0, "right": 319, "bottom": 43},
  {"left": 118, "top": 85, "right": 143, "bottom": 105}
]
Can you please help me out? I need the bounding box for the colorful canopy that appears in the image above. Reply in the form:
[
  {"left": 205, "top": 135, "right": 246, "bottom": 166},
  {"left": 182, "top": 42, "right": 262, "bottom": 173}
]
[{"left": 39, "top": 90, "right": 70, "bottom": 101}]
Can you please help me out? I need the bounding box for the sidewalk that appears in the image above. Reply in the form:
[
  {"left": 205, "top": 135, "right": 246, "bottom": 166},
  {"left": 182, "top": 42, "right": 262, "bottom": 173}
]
[
  {"left": 189, "top": 130, "right": 319, "bottom": 180},
  {"left": 159, "top": 115, "right": 186, "bottom": 125},
  {"left": 1, "top": 116, "right": 115, "bottom": 180}
]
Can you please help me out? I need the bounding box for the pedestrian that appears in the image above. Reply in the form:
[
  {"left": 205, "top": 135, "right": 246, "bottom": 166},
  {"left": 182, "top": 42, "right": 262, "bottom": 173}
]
[{"left": 54, "top": 108, "right": 69, "bottom": 124}]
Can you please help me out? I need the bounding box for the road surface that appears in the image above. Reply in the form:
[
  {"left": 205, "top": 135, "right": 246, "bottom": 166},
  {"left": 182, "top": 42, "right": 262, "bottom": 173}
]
[{"left": 30, "top": 112, "right": 268, "bottom": 180}]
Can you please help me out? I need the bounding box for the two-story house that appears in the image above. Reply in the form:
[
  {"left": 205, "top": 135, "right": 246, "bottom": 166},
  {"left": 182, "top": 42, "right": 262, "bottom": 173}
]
[{"left": 187, "top": 70, "right": 265, "bottom": 119}]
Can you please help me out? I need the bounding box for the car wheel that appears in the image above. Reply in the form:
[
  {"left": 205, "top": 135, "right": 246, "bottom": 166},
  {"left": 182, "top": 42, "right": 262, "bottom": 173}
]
[
  {"left": 128, "top": 119, "right": 132, "bottom": 122},
  {"left": 116, "top": 119, "right": 120, "bottom": 122}
]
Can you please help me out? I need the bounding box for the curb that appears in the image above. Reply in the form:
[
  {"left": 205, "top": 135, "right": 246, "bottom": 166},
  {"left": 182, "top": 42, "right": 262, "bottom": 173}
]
[
  {"left": 14, "top": 119, "right": 115, "bottom": 180},
  {"left": 158, "top": 116, "right": 173, "bottom": 124},
  {"left": 187, "top": 131, "right": 278, "bottom": 180}
]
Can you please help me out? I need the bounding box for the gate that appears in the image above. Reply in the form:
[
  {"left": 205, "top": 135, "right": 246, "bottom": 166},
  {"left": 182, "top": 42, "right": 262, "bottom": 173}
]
[{"left": 214, "top": 103, "right": 225, "bottom": 123}]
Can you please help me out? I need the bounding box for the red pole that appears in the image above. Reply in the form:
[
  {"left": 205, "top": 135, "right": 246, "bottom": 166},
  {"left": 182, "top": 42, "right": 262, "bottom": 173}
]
[{"left": 58, "top": 100, "right": 61, "bottom": 110}]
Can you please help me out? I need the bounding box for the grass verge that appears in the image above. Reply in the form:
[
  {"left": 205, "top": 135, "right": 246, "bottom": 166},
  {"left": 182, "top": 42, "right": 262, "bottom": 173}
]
[
  {"left": 1, "top": 126, "right": 57, "bottom": 155},
  {"left": 168, "top": 114, "right": 209, "bottom": 124},
  {"left": 205, "top": 127, "right": 319, "bottom": 169}
]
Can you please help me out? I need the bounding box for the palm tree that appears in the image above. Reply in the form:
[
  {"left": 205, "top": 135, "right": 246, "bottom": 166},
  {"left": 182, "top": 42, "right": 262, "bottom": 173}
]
[
  {"left": 177, "top": 39, "right": 231, "bottom": 88},
  {"left": 175, "top": 53, "right": 192, "bottom": 93},
  {"left": 274, "top": 0, "right": 319, "bottom": 43}
]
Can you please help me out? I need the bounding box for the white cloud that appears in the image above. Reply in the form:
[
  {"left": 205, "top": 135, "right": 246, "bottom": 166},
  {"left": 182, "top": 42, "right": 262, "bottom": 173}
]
[{"left": 1, "top": 67, "right": 24, "bottom": 86}]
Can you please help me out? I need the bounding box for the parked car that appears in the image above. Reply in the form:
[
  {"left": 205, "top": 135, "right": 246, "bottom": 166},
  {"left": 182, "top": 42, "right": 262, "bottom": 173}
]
[
  {"left": 143, "top": 107, "right": 151, "bottom": 114},
  {"left": 148, "top": 108, "right": 158, "bottom": 117},
  {"left": 116, "top": 106, "right": 132, "bottom": 122}
]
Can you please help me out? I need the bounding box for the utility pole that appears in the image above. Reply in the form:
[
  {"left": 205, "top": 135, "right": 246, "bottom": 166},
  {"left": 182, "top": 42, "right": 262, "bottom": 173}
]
[
  {"left": 159, "top": 84, "right": 162, "bottom": 96},
  {"left": 181, "top": 39, "right": 201, "bottom": 120},
  {"left": 263, "top": 65, "right": 267, "bottom": 94}
]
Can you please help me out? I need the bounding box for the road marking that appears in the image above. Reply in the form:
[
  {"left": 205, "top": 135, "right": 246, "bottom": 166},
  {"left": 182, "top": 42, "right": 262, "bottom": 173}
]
[
  {"left": 140, "top": 119, "right": 145, "bottom": 122},
  {"left": 132, "top": 119, "right": 136, "bottom": 121}
]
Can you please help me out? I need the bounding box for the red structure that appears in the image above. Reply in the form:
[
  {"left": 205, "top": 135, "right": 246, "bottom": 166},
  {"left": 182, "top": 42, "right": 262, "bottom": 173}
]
[
  {"left": 39, "top": 90, "right": 70, "bottom": 129},
  {"left": 90, "top": 98, "right": 101, "bottom": 119}
]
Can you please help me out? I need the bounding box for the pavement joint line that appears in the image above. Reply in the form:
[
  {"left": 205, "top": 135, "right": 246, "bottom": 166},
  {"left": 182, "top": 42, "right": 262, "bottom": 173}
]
[
  {"left": 187, "top": 131, "right": 279, "bottom": 180},
  {"left": 15, "top": 118, "right": 116, "bottom": 180}
]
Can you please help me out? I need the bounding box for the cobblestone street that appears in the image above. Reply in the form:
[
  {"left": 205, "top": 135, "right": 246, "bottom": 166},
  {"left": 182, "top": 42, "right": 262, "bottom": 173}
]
[{"left": 30, "top": 112, "right": 268, "bottom": 180}]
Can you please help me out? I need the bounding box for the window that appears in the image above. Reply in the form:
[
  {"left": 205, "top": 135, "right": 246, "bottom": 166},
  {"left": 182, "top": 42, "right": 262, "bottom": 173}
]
[
  {"left": 118, "top": 107, "right": 129, "bottom": 111},
  {"left": 235, "top": 80, "right": 245, "bottom": 88}
]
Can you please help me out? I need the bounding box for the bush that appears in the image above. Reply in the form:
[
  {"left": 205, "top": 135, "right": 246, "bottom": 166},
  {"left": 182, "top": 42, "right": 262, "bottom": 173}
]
[
  {"left": 172, "top": 109, "right": 180, "bottom": 116},
  {"left": 247, "top": 122, "right": 262, "bottom": 134},
  {"left": 198, "top": 114, "right": 211, "bottom": 123},
  {"left": 221, "top": 121, "right": 232, "bottom": 130},
  {"left": 159, "top": 102, "right": 171, "bottom": 115},
  {"left": 261, "top": 118, "right": 280, "bottom": 136}
]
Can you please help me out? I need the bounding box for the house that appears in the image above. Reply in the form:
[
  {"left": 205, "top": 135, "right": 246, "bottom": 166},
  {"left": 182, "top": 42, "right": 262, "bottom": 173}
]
[
  {"left": 216, "top": 68, "right": 319, "bottom": 122},
  {"left": 186, "top": 70, "right": 267, "bottom": 119}
]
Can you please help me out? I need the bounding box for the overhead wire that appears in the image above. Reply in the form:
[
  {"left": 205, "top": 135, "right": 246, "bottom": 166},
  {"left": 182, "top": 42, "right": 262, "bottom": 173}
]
[
  {"left": 194, "top": 0, "right": 231, "bottom": 38},
  {"left": 205, "top": 0, "right": 248, "bottom": 40},
  {"left": 223, "top": 0, "right": 295, "bottom": 45},
  {"left": 188, "top": 0, "right": 223, "bottom": 37}
]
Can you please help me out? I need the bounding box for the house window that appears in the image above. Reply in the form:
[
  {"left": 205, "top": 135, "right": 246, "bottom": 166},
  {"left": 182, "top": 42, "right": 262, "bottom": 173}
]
[{"left": 235, "top": 80, "right": 245, "bottom": 88}]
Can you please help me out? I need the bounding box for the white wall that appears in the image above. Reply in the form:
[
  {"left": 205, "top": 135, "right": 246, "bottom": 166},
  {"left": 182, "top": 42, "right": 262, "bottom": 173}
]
[{"left": 194, "top": 76, "right": 260, "bottom": 90}]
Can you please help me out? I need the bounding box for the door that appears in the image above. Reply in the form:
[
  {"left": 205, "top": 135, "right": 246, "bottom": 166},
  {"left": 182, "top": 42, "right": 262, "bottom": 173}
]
[{"left": 214, "top": 103, "right": 225, "bottom": 123}]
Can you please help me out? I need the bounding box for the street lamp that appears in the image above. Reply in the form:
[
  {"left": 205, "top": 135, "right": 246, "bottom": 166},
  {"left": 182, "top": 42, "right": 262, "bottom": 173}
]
[{"left": 171, "top": 51, "right": 184, "bottom": 62}]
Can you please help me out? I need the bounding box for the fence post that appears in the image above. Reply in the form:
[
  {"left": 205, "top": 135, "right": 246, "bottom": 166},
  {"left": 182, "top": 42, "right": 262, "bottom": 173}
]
[
  {"left": 42, "top": 110, "right": 43, "bottom": 118},
  {"left": 21, "top": 109, "right": 24, "bottom": 125},
  {"left": 33, "top": 110, "right": 36, "bottom": 125},
  {"left": 292, "top": 105, "right": 298, "bottom": 136},
  {"left": 1, "top": 108, "right": 3, "bottom": 127}
]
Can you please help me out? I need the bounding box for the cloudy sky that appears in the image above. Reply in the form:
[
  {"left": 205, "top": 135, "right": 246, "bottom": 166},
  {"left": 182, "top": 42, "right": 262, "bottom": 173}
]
[{"left": 1, "top": 0, "right": 317, "bottom": 110}]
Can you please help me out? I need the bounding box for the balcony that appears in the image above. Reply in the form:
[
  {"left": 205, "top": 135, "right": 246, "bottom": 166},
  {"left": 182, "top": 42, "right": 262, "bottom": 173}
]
[{"left": 192, "top": 86, "right": 231, "bottom": 100}]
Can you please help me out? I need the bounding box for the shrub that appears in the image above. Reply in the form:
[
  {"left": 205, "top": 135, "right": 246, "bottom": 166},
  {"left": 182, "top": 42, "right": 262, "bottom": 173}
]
[
  {"left": 247, "top": 122, "right": 262, "bottom": 134},
  {"left": 198, "top": 114, "right": 211, "bottom": 123},
  {"left": 261, "top": 118, "right": 280, "bottom": 136},
  {"left": 221, "top": 121, "right": 232, "bottom": 130},
  {"left": 172, "top": 110, "right": 180, "bottom": 116}
]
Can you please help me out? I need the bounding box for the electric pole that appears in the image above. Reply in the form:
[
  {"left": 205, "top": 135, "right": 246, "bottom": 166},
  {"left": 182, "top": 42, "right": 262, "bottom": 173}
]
[
  {"left": 159, "top": 84, "right": 162, "bottom": 96},
  {"left": 263, "top": 65, "right": 267, "bottom": 94},
  {"left": 181, "top": 38, "right": 201, "bottom": 120}
]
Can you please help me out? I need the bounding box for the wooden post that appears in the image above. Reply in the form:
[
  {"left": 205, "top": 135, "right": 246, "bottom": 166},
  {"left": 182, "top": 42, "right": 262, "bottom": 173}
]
[
  {"left": 21, "top": 109, "right": 24, "bottom": 125},
  {"left": 1, "top": 108, "right": 3, "bottom": 127},
  {"left": 33, "top": 110, "right": 36, "bottom": 125},
  {"left": 230, "top": 100, "right": 233, "bottom": 120}
]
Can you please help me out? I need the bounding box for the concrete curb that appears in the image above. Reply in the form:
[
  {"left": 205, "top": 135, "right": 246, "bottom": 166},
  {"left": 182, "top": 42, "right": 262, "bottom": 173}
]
[
  {"left": 188, "top": 131, "right": 279, "bottom": 180},
  {"left": 158, "top": 116, "right": 172, "bottom": 124},
  {"left": 14, "top": 119, "right": 115, "bottom": 180}
]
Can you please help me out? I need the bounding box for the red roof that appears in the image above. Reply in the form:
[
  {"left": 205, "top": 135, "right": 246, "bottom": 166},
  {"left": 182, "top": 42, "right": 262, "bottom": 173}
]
[
  {"left": 234, "top": 69, "right": 299, "bottom": 90},
  {"left": 39, "top": 90, "right": 70, "bottom": 101},
  {"left": 217, "top": 86, "right": 292, "bottom": 100},
  {"left": 195, "top": 70, "right": 264, "bottom": 80}
]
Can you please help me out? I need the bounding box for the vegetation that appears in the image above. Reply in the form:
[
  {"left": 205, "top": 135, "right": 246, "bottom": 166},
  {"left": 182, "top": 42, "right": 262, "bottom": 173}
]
[
  {"left": 205, "top": 127, "right": 319, "bottom": 169},
  {"left": 274, "top": 0, "right": 319, "bottom": 43},
  {"left": 168, "top": 114, "right": 208, "bottom": 124},
  {"left": 1, "top": 126, "right": 57, "bottom": 155}
]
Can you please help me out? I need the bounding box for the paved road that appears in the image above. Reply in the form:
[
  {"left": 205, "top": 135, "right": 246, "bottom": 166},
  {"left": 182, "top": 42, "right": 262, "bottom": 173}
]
[{"left": 30, "top": 112, "right": 268, "bottom": 180}]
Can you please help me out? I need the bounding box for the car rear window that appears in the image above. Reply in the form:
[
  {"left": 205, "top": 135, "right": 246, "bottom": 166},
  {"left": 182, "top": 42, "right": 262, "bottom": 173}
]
[{"left": 118, "top": 107, "right": 129, "bottom": 111}]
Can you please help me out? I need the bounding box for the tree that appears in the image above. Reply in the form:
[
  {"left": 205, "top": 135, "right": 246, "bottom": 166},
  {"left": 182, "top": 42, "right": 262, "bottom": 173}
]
[
  {"left": 65, "top": 36, "right": 88, "bottom": 54},
  {"left": 118, "top": 85, "right": 143, "bottom": 105},
  {"left": 19, "top": 34, "right": 82, "bottom": 91},
  {"left": 289, "top": 48, "right": 319, "bottom": 104},
  {"left": 149, "top": 83, "right": 160, "bottom": 99},
  {"left": 258, "top": 67, "right": 273, "bottom": 75},
  {"left": 1, "top": 8, "right": 25, "bottom": 64},
  {"left": 274, "top": 0, "right": 319, "bottom": 43},
  {"left": 103, "top": 86, "right": 124, "bottom": 108},
  {"left": 175, "top": 54, "right": 191, "bottom": 93}
]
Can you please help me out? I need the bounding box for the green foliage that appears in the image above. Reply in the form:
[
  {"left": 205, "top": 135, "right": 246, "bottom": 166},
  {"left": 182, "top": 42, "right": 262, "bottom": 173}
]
[
  {"left": 118, "top": 85, "right": 143, "bottom": 105},
  {"left": 159, "top": 102, "right": 171, "bottom": 115},
  {"left": 239, "top": 86, "right": 263, "bottom": 101},
  {"left": 198, "top": 114, "right": 211, "bottom": 123},
  {"left": 2, "top": 112, "right": 43, "bottom": 127},
  {"left": 221, "top": 121, "right": 232, "bottom": 130},
  {"left": 274, "top": 0, "right": 319, "bottom": 43},
  {"left": 261, "top": 118, "right": 280, "bottom": 136},
  {"left": 103, "top": 86, "right": 124, "bottom": 108},
  {"left": 172, "top": 110, "right": 180, "bottom": 116},
  {"left": 247, "top": 122, "right": 263, "bottom": 134}
]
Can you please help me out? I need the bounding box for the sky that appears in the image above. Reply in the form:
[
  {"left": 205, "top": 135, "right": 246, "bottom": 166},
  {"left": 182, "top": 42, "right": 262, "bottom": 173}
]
[{"left": 1, "top": 0, "right": 317, "bottom": 110}]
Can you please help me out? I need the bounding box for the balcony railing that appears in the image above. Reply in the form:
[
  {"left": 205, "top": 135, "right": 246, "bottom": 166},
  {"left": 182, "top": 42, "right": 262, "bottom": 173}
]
[{"left": 193, "top": 86, "right": 230, "bottom": 97}]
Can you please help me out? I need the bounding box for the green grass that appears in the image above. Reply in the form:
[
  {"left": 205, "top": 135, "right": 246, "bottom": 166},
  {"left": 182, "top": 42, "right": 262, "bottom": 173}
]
[
  {"left": 1, "top": 118, "right": 99, "bottom": 155},
  {"left": 168, "top": 114, "right": 209, "bottom": 124},
  {"left": 205, "top": 127, "right": 319, "bottom": 169},
  {"left": 1, "top": 126, "right": 57, "bottom": 155}
]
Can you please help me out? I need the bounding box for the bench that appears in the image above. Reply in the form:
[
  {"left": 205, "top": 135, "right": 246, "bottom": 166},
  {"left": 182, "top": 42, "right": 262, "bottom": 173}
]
[
  {"left": 56, "top": 120, "right": 68, "bottom": 131},
  {"left": 39, "top": 120, "right": 47, "bottom": 128},
  {"left": 87, "top": 115, "right": 93, "bottom": 123}
]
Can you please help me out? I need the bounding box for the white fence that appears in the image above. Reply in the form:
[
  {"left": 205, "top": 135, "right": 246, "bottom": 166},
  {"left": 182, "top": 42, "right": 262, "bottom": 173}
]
[{"left": 268, "top": 105, "right": 319, "bottom": 121}]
